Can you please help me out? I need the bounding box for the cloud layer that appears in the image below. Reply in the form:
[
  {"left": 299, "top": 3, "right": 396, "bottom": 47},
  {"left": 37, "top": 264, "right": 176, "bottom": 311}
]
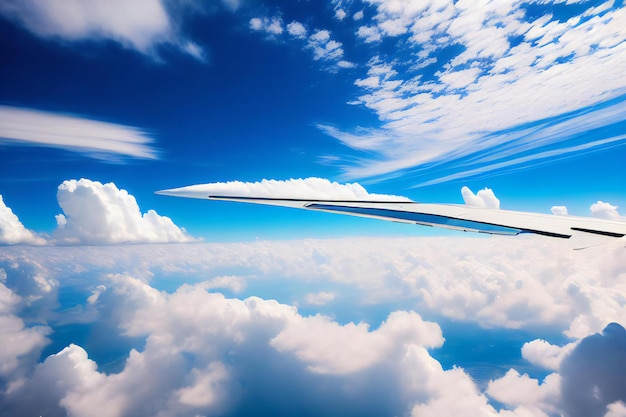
[{"left": 1, "top": 235, "right": 625, "bottom": 416}]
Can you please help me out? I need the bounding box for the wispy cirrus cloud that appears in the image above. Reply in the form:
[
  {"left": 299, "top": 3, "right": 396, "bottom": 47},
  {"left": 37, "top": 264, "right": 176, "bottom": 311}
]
[
  {"left": 0, "top": 105, "right": 158, "bottom": 161},
  {"left": 0, "top": 0, "right": 211, "bottom": 60},
  {"left": 322, "top": 0, "right": 626, "bottom": 182}
]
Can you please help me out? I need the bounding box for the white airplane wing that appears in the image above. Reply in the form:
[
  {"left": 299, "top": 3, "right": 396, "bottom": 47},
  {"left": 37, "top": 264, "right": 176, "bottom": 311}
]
[{"left": 156, "top": 187, "right": 626, "bottom": 248}]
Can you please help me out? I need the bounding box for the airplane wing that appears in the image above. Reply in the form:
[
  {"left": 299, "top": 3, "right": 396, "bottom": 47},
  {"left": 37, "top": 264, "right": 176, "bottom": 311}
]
[{"left": 156, "top": 187, "right": 626, "bottom": 248}]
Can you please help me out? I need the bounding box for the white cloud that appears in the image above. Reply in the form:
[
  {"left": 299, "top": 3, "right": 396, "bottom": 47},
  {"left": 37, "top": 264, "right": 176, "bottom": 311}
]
[
  {"left": 606, "top": 402, "right": 626, "bottom": 417},
  {"left": 308, "top": 30, "right": 344, "bottom": 61},
  {"left": 357, "top": 25, "right": 382, "bottom": 43},
  {"left": 0, "top": 195, "right": 45, "bottom": 245},
  {"left": 271, "top": 310, "right": 443, "bottom": 374},
  {"left": 354, "top": 10, "right": 364, "bottom": 21},
  {"left": 3, "top": 274, "right": 451, "bottom": 416},
  {"left": 250, "top": 16, "right": 353, "bottom": 70},
  {"left": 0, "top": 0, "right": 209, "bottom": 60},
  {"left": 324, "top": 1, "right": 626, "bottom": 180},
  {"left": 521, "top": 339, "right": 578, "bottom": 371},
  {"left": 53, "top": 179, "right": 196, "bottom": 245},
  {"left": 335, "top": 8, "right": 347, "bottom": 20},
  {"left": 591, "top": 201, "right": 623, "bottom": 220},
  {"left": 286, "top": 21, "right": 307, "bottom": 39},
  {"left": 6, "top": 233, "right": 625, "bottom": 337},
  {"left": 304, "top": 291, "right": 336, "bottom": 306},
  {"left": 0, "top": 261, "right": 53, "bottom": 380},
  {"left": 461, "top": 186, "right": 500, "bottom": 209},
  {"left": 487, "top": 370, "right": 561, "bottom": 416},
  {"left": 0, "top": 106, "right": 158, "bottom": 160},
  {"left": 551, "top": 206, "right": 569, "bottom": 216},
  {"left": 158, "top": 177, "right": 411, "bottom": 201},
  {"left": 249, "top": 16, "right": 284, "bottom": 35}
]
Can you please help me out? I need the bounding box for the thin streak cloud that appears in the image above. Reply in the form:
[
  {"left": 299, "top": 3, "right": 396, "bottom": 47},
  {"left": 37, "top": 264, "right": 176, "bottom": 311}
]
[{"left": 0, "top": 106, "right": 158, "bottom": 160}]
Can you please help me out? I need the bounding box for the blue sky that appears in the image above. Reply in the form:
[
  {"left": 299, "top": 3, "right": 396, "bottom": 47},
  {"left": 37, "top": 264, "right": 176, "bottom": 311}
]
[
  {"left": 1, "top": 1, "right": 626, "bottom": 417},
  {"left": 1, "top": 0, "right": 625, "bottom": 237}
]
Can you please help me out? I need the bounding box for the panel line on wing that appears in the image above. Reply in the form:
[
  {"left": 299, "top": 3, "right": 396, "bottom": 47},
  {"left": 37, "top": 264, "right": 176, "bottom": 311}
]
[
  {"left": 208, "top": 195, "right": 416, "bottom": 204},
  {"left": 570, "top": 227, "right": 626, "bottom": 238}
]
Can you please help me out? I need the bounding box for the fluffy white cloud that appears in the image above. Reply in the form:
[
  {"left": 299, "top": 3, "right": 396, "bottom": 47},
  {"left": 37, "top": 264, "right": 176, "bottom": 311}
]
[
  {"left": 0, "top": 195, "right": 45, "bottom": 245},
  {"left": 0, "top": 105, "right": 157, "bottom": 160},
  {"left": 521, "top": 339, "right": 578, "bottom": 371},
  {"left": 461, "top": 186, "right": 500, "bottom": 209},
  {"left": 0, "top": 260, "right": 53, "bottom": 381},
  {"left": 2, "top": 274, "right": 457, "bottom": 417},
  {"left": 0, "top": 234, "right": 625, "bottom": 416},
  {"left": 158, "top": 177, "right": 411, "bottom": 201},
  {"left": 271, "top": 310, "right": 443, "bottom": 374},
  {"left": 605, "top": 402, "right": 626, "bottom": 417},
  {"left": 286, "top": 21, "right": 307, "bottom": 39},
  {"left": 591, "top": 201, "right": 623, "bottom": 220},
  {"left": 5, "top": 233, "right": 625, "bottom": 337},
  {"left": 487, "top": 370, "right": 561, "bottom": 416},
  {"left": 551, "top": 206, "right": 569, "bottom": 216},
  {"left": 249, "top": 16, "right": 284, "bottom": 35},
  {"left": 54, "top": 179, "right": 195, "bottom": 245},
  {"left": 486, "top": 323, "right": 626, "bottom": 417},
  {"left": 0, "top": 0, "right": 209, "bottom": 59}
]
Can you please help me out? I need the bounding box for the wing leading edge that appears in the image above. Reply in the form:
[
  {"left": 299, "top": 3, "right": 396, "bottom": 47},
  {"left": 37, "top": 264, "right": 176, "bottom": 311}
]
[{"left": 156, "top": 189, "right": 626, "bottom": 247}]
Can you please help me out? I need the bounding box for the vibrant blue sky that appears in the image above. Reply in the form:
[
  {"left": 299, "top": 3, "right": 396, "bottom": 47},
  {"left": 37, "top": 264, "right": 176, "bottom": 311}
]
[
  {"left": 1, "top": 2, "right": 626, "bottom": 417},
  {"left": 1, "top": 0, "right": 625, "bottom": 240}
]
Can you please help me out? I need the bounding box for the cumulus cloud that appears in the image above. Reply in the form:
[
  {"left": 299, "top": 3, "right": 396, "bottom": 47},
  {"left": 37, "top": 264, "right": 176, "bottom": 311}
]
[
  {"left": 0, "top": 0, "right": 209, "bottom": 60},
  {"left": 590, "top": 201, "right": 623, "bottom": 220},
  {"left": 552, "top": 206, "right": 569, "bottom": 216},
  {"left": 271, "top": 310, "right": 443, "bottom": 374},
  {"left": 0, "top": 105, "right": 158, "bottom": 160},
  {"left": 158, "top": 177, "right": 411, "bottom": 201},
  {"left": 286, "top": 21, "right": 307, "bottom": 39},
  {"left": 461, "top": 186, "right": 500, "bottom": 209},
  {"left": 0, "top": 195, "right": 45, "bottom": 245},
  {"left": 489, "top": 323, "right": 626, "bottom": 417},
  {"left": 249, "top": 16, "right": 284, "bottom": 35},
  {"left": 2, "top": 274, "right": 470, "bottom": 417},
  {"left": 521, "top": 339, "right": 578, "bottom": 371},
  {"left": 0, "top": 261, "right": 52, "bottom": 382},
  {"left": 54, "top": 179, "right": 195, "bottom": 245},
  {"left": 560, "top": 323, "right": 626, "bottom": 417}
]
